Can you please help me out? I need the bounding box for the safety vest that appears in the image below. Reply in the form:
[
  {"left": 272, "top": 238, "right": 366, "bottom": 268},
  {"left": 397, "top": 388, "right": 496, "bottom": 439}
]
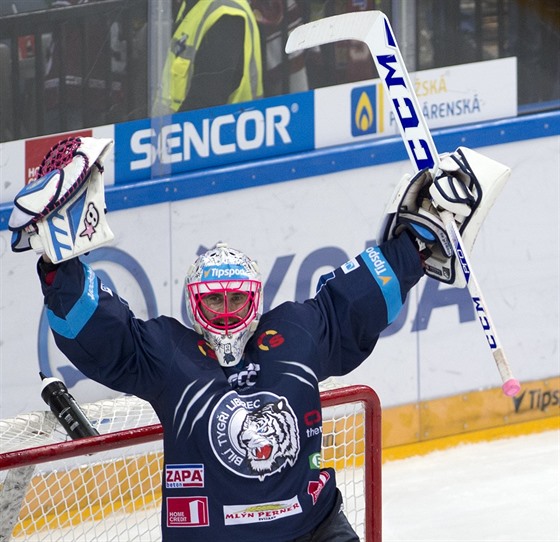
[{"left": 157, "top": 0, "right": 263, "bottom": 113}]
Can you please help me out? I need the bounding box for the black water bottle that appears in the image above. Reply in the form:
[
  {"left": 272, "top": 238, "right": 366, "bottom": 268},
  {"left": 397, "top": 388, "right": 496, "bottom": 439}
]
[{"left": 40, "top": 372, "right": 99, "bottom": 439}]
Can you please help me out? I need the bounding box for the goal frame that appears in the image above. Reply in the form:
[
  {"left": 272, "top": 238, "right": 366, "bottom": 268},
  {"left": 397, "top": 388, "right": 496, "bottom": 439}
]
[{"left": 0, "top": 385, "right": 381, "bottom": 542}]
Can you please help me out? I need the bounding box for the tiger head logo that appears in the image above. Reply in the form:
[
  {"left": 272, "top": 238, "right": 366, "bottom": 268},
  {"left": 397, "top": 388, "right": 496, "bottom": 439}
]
[{"left": 237, "top": 398, "right": 299, "bottom": 479}]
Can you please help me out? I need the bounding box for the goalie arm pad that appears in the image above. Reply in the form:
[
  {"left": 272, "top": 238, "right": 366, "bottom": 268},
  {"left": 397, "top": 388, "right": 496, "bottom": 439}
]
[{"left": 378, "top": 147, "right": 511, "bottom": 287}]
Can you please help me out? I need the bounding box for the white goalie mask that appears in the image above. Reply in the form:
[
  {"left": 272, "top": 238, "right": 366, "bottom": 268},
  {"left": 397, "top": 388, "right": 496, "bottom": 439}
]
[{"left": 185, "top": 243, "right": 263, "bottom": 367}]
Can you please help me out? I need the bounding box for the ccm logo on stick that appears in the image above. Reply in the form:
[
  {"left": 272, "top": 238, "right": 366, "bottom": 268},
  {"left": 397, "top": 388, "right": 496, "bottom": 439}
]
[{"left": 375, "top": 53, "right": 435, "bottom": 171}]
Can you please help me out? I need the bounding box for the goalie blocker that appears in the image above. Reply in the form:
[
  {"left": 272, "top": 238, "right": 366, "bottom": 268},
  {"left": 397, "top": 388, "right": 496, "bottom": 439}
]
[
  {"left": 378, "top": 147, "right": 511, "bottom": 288},
  {"left": 9, "top": 137, "right": 115, "bottom": 264}
]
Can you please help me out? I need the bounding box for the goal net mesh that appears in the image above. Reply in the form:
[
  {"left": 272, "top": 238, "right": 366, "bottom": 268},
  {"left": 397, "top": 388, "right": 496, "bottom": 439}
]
[{"left": 0, "top": 385, "right": 379, "bottom": 542}]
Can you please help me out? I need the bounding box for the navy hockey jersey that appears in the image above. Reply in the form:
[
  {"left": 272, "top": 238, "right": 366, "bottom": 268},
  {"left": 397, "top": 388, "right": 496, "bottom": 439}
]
[{"left": 40, "top": 234, "right": 422, "bottom": 541}]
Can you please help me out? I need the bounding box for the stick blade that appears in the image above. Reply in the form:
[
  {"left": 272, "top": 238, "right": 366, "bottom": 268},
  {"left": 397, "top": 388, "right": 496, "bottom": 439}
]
[{"left": 285, "top": 11, "right": 384, "bottom": 53}]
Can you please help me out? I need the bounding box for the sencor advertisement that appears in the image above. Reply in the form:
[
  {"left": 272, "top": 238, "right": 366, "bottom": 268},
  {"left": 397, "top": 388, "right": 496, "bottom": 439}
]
[{"left": 114, "top": 91, "right": 315, "bottom": 184}]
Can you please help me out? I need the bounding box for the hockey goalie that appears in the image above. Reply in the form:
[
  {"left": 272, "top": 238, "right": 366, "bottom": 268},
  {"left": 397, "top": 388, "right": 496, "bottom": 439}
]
[{"left": 8, "top": 132, "right": 510, "bottom": 541}]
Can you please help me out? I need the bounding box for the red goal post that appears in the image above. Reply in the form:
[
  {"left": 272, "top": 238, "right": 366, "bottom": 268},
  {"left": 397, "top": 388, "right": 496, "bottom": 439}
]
[{"left": 0, "top": 384, "right": 381, "bottom": 542}]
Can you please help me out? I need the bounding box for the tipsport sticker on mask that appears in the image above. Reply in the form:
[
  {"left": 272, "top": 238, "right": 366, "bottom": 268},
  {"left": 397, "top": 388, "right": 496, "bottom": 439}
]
[
  {"left": 201, "top": 264, "right": 249, "bottom": 281},
  {"left": 209, "top": 391, "right": 300, "bottom": 481}
]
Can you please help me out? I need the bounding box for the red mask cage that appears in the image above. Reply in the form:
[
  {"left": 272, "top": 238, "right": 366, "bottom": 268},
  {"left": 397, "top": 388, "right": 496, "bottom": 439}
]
[{"left": 188, "top": 280, "right": 261, "bottom": 334}]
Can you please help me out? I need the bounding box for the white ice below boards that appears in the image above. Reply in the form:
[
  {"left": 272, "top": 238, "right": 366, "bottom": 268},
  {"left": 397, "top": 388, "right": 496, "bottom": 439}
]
[{"left": 383, "top": 429, "right": 560, "bottom": 541}]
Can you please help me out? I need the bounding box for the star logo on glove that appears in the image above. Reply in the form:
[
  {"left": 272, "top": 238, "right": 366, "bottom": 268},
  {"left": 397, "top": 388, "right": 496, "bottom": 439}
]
[{"left": 79, "top": 203, "right": 99, "bottom": 241}]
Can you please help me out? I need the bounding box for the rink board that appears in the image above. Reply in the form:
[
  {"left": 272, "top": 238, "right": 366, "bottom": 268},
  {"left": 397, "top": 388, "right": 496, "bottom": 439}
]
[
  {"left": 0, "top": 110, "right": 558, "bottom": 439},
  {"left": 382, "top": 375, "right": 560, "bottom": 458}
]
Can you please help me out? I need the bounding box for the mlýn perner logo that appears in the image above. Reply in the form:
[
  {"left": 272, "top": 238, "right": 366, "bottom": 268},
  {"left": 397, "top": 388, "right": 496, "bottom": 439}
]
[{"left": 223, "top": 496, "right": 302, "bottom": 525}]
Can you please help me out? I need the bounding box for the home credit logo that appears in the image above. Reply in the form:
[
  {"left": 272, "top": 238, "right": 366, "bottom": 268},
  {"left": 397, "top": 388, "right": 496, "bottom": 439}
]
[
  {"left": 167, "top": 496, "right": 209, "bottom": 528},
  {"left": 25, "top": 130, "right": 92, "bottom": 184}
]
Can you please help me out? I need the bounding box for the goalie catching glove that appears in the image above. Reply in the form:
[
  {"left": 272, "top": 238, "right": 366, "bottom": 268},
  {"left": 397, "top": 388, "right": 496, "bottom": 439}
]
[
  {"left": 9, "top": 137, "right": 114, "bottom": 263},
  {"left": 378, "top": 147, "right": 511, "bottom": 287}
]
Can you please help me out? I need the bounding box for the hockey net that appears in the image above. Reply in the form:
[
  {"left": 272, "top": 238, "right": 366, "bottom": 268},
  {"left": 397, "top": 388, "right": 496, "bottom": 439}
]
[{"left": 0, "top": 385, "right": 381, "bottom": 542}]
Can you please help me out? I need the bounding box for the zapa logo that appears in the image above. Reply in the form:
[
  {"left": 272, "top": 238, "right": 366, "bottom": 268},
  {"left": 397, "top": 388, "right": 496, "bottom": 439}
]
[{"left": 165, "top": 464, "right": 205, "bottom": 488}]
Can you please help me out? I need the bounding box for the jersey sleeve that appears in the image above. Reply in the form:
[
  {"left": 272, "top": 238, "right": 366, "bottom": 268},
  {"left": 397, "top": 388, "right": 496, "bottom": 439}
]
[
  {"left": 39, "top": 257, "right": 178, "bottom": 401},
  {"left": 308, "top": 232, "right": 423, "bottom": 379}
]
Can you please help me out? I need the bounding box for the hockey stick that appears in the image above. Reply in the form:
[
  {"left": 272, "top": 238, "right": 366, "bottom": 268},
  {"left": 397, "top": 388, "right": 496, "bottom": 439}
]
[{"left": 286, "top": 11, "right": 520, "bottom": 396}]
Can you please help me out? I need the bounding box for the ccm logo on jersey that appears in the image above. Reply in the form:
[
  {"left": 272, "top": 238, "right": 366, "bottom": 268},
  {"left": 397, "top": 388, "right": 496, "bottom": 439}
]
[
  {"left": 166, "top": 464, "right": 205, "bottom": 488},
  {"left": 341, "top": 258, "right": 360, "bottom": 274}
]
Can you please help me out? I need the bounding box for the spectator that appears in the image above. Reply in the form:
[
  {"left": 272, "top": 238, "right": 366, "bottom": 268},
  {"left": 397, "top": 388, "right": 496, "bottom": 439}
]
[{"left": 153, "top": 0, "right": 263, "bottom": 114}]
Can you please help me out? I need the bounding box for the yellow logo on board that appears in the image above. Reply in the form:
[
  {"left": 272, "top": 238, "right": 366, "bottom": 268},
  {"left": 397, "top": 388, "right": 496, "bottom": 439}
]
[{"left": 354, "top": 91, "right": 374, "bottom": 132}]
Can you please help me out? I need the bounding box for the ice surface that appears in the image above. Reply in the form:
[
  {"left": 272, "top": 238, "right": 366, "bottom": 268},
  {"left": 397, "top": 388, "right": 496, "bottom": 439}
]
[{"left": 383, "top": 430, "right": 560, "bottom": 541}]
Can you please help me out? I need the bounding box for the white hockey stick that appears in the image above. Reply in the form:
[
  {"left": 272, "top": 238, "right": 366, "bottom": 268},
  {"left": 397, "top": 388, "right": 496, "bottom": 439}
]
[{"left": 286, "top": 11, "right": 520, "bottom": 396}]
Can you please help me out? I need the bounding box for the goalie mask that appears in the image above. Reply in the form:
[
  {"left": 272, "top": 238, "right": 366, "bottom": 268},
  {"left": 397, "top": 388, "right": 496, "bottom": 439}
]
[{"left": 185, "top": 243, "right": 263, "bottom": 367}]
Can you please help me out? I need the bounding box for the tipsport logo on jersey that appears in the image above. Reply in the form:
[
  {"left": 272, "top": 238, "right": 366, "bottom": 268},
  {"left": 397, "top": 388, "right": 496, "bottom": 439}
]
[
  {"left": 114, "top": 93, "right": 314, "bottom": 184},
  {"left": 209, "top": 391, "right": 300, "bottom": 481}
]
